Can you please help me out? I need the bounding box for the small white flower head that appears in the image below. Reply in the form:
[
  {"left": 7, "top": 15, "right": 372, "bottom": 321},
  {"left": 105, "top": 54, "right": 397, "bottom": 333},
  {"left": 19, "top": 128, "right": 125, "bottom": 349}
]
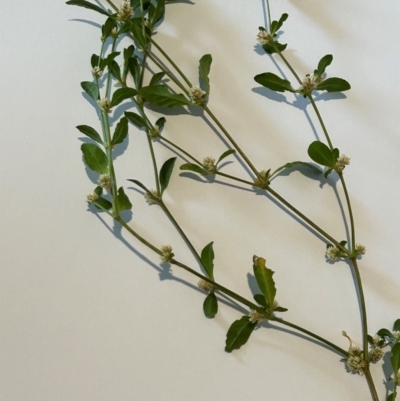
[
  {"left": 97, "top": 97, "right": 112, "bottom": 113},
  {"left": 372, "top": 335, "right": 382, "bottom": 347},
  {"left": 91, "top": 66, "right": 103, "bottom": 78},
  {"left": 253, "top": 169, "right": 271, "bottom": 188},
  {"left": 198, "top": 279, "right": 214, "bottom": 292},
  {"left": 298, "top": 74, "right": 323, "bottom": 95},
  {"left": 396, "top": 370, "right": 400, "bottom": 386},
  {"left": 326, "top": 244, "right": 342, "bottom": 261},
  {"left": 336, "top": 154, "right": 351, "bottom": 172},
  {"left": 355, "top": 243, "right": 366, "bottom": 256},
  {"left": 369, "top": 347, "right": 384, "bottom": 363},
  {"left": 117, "top": 0, "right": 134, "bottom": 21},
  {"left": 257, "top": 29, "right": 273, "bottom": 45},
  {"left": 110, "top": 27, "right": 118, "bottom": 39},
  {"left": 86, "top": 192, "right": 99, "bottom": 204},
  {"left": 160, "top": 245, "right": 174, "bottom": 263},
  {"left": 98, "top": 174, "right": 112, "bottom": 189},
  {"left": 249, "top": 309, "right": 266, "bottom": 324},
  {"left": 272, "top": 300, "right": 280, "bottom": 310},
  {"left": 144, "top": 189, "right": 160, "bottom": 204},
  {"left": 392, "top": 331, "right": 400, "bottom": 343},
  {"left": 188, "top": 86, "right": 207, "bottom": 104},
  {"left": 346, "top": 353, "right": 366, "bottom": 375},
  {"left": 149, "top": 126, "right": 160, "bottom": 140},
  {"left": 203, "top": 156, "right": 217, "bottom": 173}
]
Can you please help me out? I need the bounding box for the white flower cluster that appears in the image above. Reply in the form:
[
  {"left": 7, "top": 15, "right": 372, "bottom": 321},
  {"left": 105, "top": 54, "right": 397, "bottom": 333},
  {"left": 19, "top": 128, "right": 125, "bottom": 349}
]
[
  {"left": 355, "top": 243, "right": 366, "bottom": 256},
  {"left": 198, "top": 279, "right": 214, "bottom": 292},
  {"left": 298, "top": 74, "right": 323, "bottom": 95},
  {"left": 97, "top": 97, "right": 112, "bottom": 113},
  {"left": 326, "top": 245, "right": 342, "bottom": 261},
  {"left": 203, "top": 156, "right": 217, "bottom": 173},
  {"left": 144, "top": 189, "right": 160, "bottom": 204},
  {"left": 257, "top": 29, "right": 273, "bottom": 45},
  {"left": 86, "top": 192, "right": 99, "bottom": 203},
  {"left": 91, "top": 66, "right": 103, "bottom": 77},
  {"left": 249, "top": 309, "right": 266, "bottom": 324},
  {"left": 160, "top": 245, "right": 174, "bottom": 263},
  {"left": 336, "top": 154, "right": 351, "bottom": 172},
  {"left": 188, "top": 86, "right": 206, "bottom": 104},
  {"left": 98, "top": 174, "right": 112, "bottom": 189},
  {"left": 117, "top": 1, "right": 134, "bottom": 21},
  {"left": 253, "top": 169, "right": 271, "bottom": 188}
]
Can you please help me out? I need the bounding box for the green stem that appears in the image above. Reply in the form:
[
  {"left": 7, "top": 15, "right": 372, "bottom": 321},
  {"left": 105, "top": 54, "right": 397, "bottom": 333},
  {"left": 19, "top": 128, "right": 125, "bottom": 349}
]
[
  {"left": 308, "top": 95, "right": 334, "bottom": 150},
  {"left": 159, "top": 201, "right": 202, "bottom": 263},
  {"left": 272, "top": 317, "right": 348, "bottom": 356},
  {"left": 139, "top": 53, "right": 148, "bottom": 89},
  {"left": 106, "top": 39, "right": 118, "bottom": 98},
  {"left": 202, "top": 105, "right": 260, "bottom": 177},
  {"left": 265, "top": 0, "right": 272, "bottom": 30},
  {"left": 104, "top": 0, "right": 118, "bottom": 12},
  {"left": 266, "top": 186, "right": 349, "bottom": 254},
  {"left": 274, "top": 45, "right": 302, "bottom": 85},
  {"left": 351, "top": 258, "right": 369, "bottom": 363},
  {"left": 215, "top": 171, "right": 255, "bottom": 187},
  {"left": 339, "top": 173, "right": 356, "bottom": 252},
  {"left": 160, "top": 136, "right": 203, "bottom": 166},
  {"left": 364, "top": 368, "right": 380, "bottom": 401},
  {"left": 150, "top": 38, "right": 193, "bottom": 87},
  {"left": 146, "top": 131, "right": 161, "bottom": 194}
]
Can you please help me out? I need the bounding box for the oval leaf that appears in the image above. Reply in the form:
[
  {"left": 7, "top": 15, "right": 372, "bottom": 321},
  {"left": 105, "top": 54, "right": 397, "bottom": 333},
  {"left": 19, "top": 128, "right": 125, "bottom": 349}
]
[
  {"left": 254, "top": 72, "right": 293, "bottom": 93},
  {"left": 76, "top": 125, "right": 103, "bottom": 145},
  {"left": 93, "top": 197, "right": 113, "bottom": 210},
  {"left": 159, "top": 157, "right": 176, "bottom": 194},
  {"left": 117, "top": 187, "right": 132, "bottom": 212},
  {"left": 130, "top": 19, "right": 148, "bottom": 50},
  {"left": 308, "top": 141, "right": 336, "bottom": 168},
  {"left": 253, "top": 294, "right": 267, "bottom": 309},
  {"left": 225, "top": 316, "right": 257, "bottom": 353},
  {"left": 391, "top": 343, "right": 400, "bottom": 372},
  {"left": 271, "top": 161, "right": 322, "bottom": 177},
  {"left": 199, "top": 54, "right": 212, "bottom": 93},
  {"left": 315, "top": 54, "right": 333, "bottom": 77},
  {"left": 253, "top": 256, "right": 276, "bottom": 310},
  {"left": 377, "top": 328, "right": 394, "bottom": 339},
  {"left": 111, "top": 87, "right": 137, "bottom": 107},
  {"left": 317, "top": 77, "right": 351, "bottom": 92},
  {"left": 125, "top": 111, "right": 148, "bottom": 129},
  {"left": 393, "top": 319, "right": 400, "bottom": 332},
  {"left": 270, "top": 13, "right": 288, "bottom": 36},
  {"left": 127, "top": 179, "right": 151, "bottom": 194},
  {"left": 201, "top": 242, "right": 215, "bottom": 279},
  {"left": 81, "top": 81, "right": 99, "bottom": 101},
  {"left": 66, "top": 0, "right": 111, "bottom": 17},
  {"left": 81, "top": 143, "right": 108, "bottom": 173},
  {"left": 128, "top": 57, "right": 141, "bottom": 89},
  {"left": 217, "top": 149, "right": 236, "bottom": 165},
  {"left": 262, "top": 41, "right": 287, "bottom": 55},
  {"left": 203, "top": 292, "right": 218, "bottom": 318},
  {"left": 111, "top": 117, "right": 129, "bottom": 146},
  {"left": 140, "top": 85, "right": 190, "bottom": 108},
  {"left": 150, "top": 72, "right": 166, "bottom": 86},
  {"left": 180, "top": 163, "right": 207, "bottom": 175}
]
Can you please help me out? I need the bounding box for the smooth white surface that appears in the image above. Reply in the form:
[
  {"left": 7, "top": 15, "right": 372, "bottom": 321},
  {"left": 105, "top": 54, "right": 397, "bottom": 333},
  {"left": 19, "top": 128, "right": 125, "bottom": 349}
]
[{"left": 1, "top": 1, "right": 399, "bottom": 400}]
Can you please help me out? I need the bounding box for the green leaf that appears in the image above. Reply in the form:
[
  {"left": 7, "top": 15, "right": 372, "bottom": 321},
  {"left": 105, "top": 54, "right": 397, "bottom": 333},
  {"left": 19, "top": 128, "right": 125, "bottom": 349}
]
[
  {"left": 159, "top": 157, "right": 176, "bottom": 194},
  {"left": 262, "top": 41, "right": 287, "bottom": 55},
  {"left": 109, "top": 60, "right": 122, "bottom": 83},
  {"left": 315, "top": 54, "right": 333, "bottom": 77},
  {"left": 308, "top": 141, "right": 337, "bottom": 168},
  {"left": 81, "top": 81, "right": 99, "bottom": 100},
  {"left": 180, "top": 163, "right": 207, "bottom": 175},
  {"left": 81, "top": 143, "right": 108, "bottom": 173},
  {"left": 128, "top": 57, "right": 141, "bottom": 89},
  {"left": 93, "top": 197, "right": 113, "bottom": 210},
  {"left": 155, "top": 117, "right": 166, "bottom": 131},
  {"left": 100, "top": 52, "right": 120, "bottom": 70},
  {"left": 203, "top": 292, "right": 218, "bottom": 318},
  {"left": 110, "top": 87, "right": 137, "bottom": 107},
  {"left": 91, "top": 54, "right": 99, "bottom": 68},
  {"left": 217, "top": 149, "right": 235, "bottom": 165},
  {"left": 94, "top": 186, "right": 103, "bottom": 197},
  {"left": 123, "top": 45, "right": 135, "bottom": 64},
  {"left": 102, "top": 18, "right": 117, "bottom": 39},
  {"left": 274, "top": 306, "right": 288, "bottom": 312},
  {"left": 253, "top": 256, "right": 276, "bottom": 311},
  {"left": 199, "top": 54, "right": 212, "bottom": 93},
  {"left": 254, "top": 72, "right": 293, "bottom": 93},
  {"left": 377, "top": 328, "right": 394, "bottom": 339},
  {"left": 127, "top": 179, "right": 151, "bottom": 194},
  {"left": 391, "top": 343, "right": 400, "bottom": 373},
  {"left": 150, "top": 72, "right": 166, "bottom": 86},
  {"left": 324, "top": 168, "right": 333, "bottom": 178},
  {"left": 125, "top": 111, "right": 148, "bottom": 129},
  {"left": 201, "top": 242, "right": 215, "bottom": 279},
  {"left": 387, "top": 394, "right": 395, "bottom": 401},
  {"left": 253, "top": 294, "right": 267, "bottom": 309},
  {"left": 111, "top": 117, "right": 129, "bottom": 146},
  {"left": 76, "top": 125, "right": 104, "bottom": 145},
  {"left": 130, "top": 19, "right": 148, "bottom": 50},
  {"left": 270, "top": 13, "right": 288, "bottom": 36},
  {"left": 393, "top": 319, "right": 400, "bottom": 332},
  {"left": 117, "top": 187, "right": 132, "bottom": 211},
  {"left": 140, "top": 85, "right": 190, "bottom": 108},
  {"left": 317, "top": 77, "right": 351, "bottom": 92},
  {"left": 66, "top": 0, "right": 111, "bottom": 17},
  {"left": 271, "top": 161, "right": 322, "bottom": 177},
  {"left": 225, "top": 316, "right": 257, "bottom": 353},
  {"left": 148, "top": 0, "right": 165, "bottom": 25}
]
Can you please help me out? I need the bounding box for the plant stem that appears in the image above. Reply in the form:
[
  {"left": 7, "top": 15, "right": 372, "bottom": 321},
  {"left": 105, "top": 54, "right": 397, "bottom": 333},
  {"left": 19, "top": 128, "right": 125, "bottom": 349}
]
[
  {"left": 150, "top": 38, "right": 193, "bottom": 87},
  {"left": 339, "top": 173, "right": 356, "bottom": 252},
  {"left": 308, "top": 95, "right": 334, "bottom": 150},
  {"left": 274, "top": 46, "right": 302, "bottom": 85},
  {"left": 104, "top": 0, "right": 118, "bottom": 12},
  {"left": 265, "top": 0, "right": 272, "bottom": 30},
  {"left": 146, "top": 131, "right": 161, "bottom": 194},
  {"left": 202, "top": 105, "right": 260, "bottom": 177},
  {"left": 160, "top": 136, "right": 203, "bottom": 165},
  {"left": 272, "top": 317, "right": 348, "bottom": 356},
  {"left": 351, "top": 258, "right": 369, "bottom": 362},
  {"left": 364, "top": 368, "right": 380, "bottom": 401}
]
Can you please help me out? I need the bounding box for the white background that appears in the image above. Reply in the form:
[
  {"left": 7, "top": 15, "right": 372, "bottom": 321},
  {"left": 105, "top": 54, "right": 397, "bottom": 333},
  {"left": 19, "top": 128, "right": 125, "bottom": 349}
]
[{"left": 1, "top": 0, "right": 400, "bottom": 400}]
